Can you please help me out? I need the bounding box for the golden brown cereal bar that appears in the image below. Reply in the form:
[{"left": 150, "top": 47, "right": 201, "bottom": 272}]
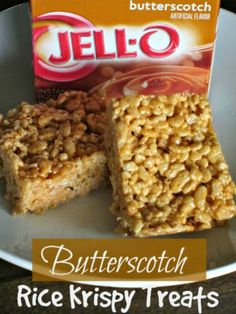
[
  {"left": 0, "top": 91, "right": 107, "bottom": 214},
  {"left": 106, "top": 93, "right": 236, "bottom": 237}
]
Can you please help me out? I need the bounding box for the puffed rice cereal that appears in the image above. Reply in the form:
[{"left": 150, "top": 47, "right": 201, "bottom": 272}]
[
  {"left": 0, "top": 91, "right": 107, "bottom": 214},
  {"left": 106, "top": 93, "right": 236, "bottom": 237}
]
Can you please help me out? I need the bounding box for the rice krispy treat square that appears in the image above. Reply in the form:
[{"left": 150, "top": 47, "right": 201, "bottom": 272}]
[
  {"left": 0, "top": 91, "right": 107, "bottom": 214},
  {"left": 106, "top": 93, "right": 236, "bottom": 237}
]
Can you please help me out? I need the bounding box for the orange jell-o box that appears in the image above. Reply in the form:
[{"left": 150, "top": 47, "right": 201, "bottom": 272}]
[{"left": 31, "top": 0, "right": 220, "bottom": 101}]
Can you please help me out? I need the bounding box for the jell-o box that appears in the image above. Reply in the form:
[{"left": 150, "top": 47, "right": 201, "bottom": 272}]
[{"left": 31, "top": 0, "right": 220, "bottom": 101}]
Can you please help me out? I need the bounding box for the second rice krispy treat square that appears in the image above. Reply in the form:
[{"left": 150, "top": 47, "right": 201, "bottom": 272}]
[
  {"left": 0, "top": 91, "right": 107, "bottom": 214},
  {"left": 106, "top": 93, "right": 236, "bottom": 237}
]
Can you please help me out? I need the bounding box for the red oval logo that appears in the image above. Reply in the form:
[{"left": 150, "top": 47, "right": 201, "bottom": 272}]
[{"left": 33, "top": 12, "right": 180, "bottom": 83}]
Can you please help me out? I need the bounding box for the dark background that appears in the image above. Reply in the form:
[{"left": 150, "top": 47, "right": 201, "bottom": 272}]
[{"left": 0, "top": 0, "right": 236, "bottom": 12}]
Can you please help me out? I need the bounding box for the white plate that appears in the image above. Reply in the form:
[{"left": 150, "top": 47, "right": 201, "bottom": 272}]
[{"left": 0, "top": 4, "right": 236, "bottom": 288}]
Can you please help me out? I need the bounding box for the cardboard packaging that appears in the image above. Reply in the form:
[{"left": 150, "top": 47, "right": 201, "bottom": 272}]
[{"left": 31, "top": 0, "right": 220, "bottom": 101}]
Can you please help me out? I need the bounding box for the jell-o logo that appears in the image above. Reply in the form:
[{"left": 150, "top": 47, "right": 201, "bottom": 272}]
[{"left": 33, "top": 12, "right": 180, "bottom": 82}]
